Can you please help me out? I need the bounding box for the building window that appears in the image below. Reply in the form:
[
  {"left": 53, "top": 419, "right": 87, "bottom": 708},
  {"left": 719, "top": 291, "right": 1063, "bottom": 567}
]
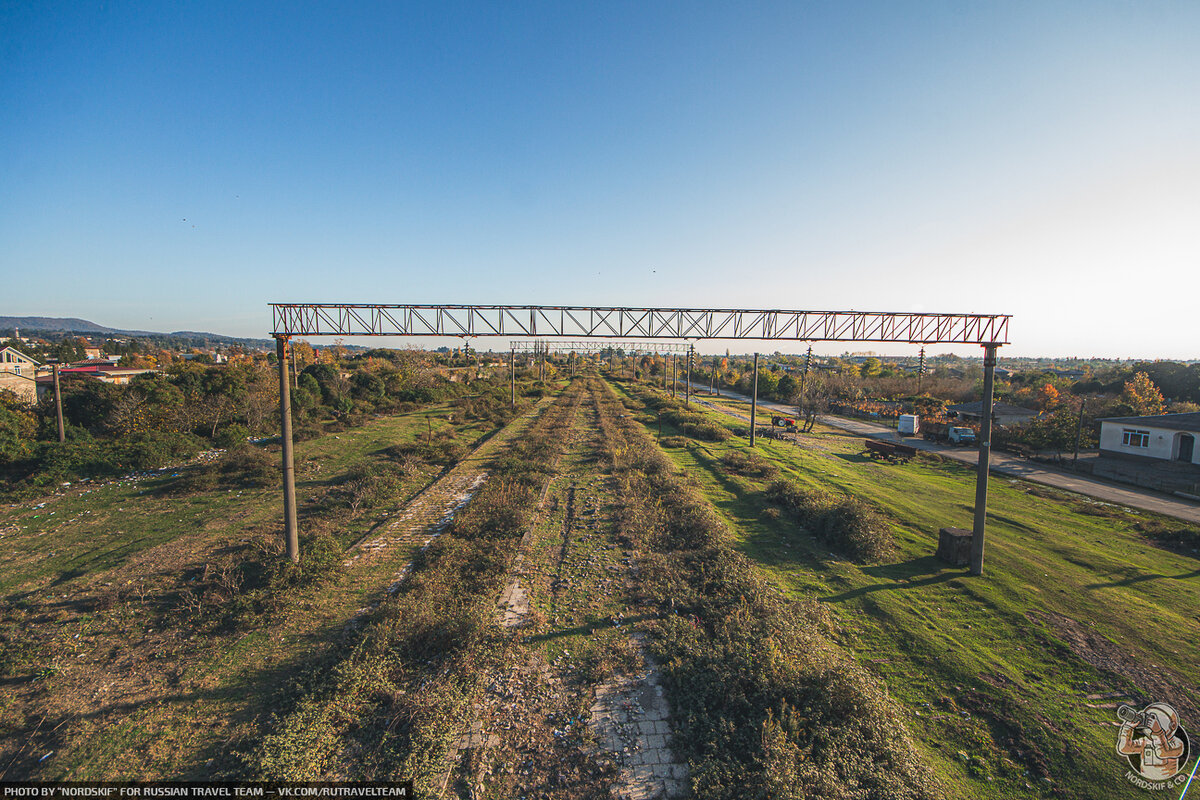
[{"left": 1122, "top": 429, "right": 1150, "bottom": 448}]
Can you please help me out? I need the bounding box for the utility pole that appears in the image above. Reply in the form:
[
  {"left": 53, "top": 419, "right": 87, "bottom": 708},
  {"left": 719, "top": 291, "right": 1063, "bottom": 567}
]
[
  {"left": 708, "top": 355, "right": 716, "bottom": 395},
  {"left": 53, "top": 365, "right": 65, "bottom": 443},
  {"left": 671, "top": 354, "right": 677, "bottom": 398},
  {"left": 799, "top": 345, "right": 812, "bottom": 397},
  {"left": 685, "top": 345, "right": 693, "bottom": 406},
  {"left": 970, "top": 344, "right": 998, "bottom": 576},
  {"left": 750, "top": 353, "right": 759, "bottom": 447},
  {"left": 275, "top": 336, "right": 300, "bottom": 563},
  {"left": 510, "top": 347, "right": 516, "bottom": 409},
  {"left": 662, "top": 353, "right": 667, "bottom": 391},
  {"left": 917, "top": 347, "right": 926, "bottom": 395},
  {"left": 1073, "top": 397, "right": 1088, "bottom": 467},
  {"left": 291, "top": 343, "right": 298, "bottom": 389}
]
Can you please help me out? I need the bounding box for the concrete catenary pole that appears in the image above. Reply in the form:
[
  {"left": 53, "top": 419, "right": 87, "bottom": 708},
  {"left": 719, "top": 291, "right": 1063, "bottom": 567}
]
[
  {"left": 510, "top": 347, "right": 516, "bottom": 409},
  {"left": 750, "top": 353, "right": 759, "bottom": 447},
  {"left": 970, "top": 344, "right": 998, "bottom": 576},
  {"left": 708, "top": 355, "right": 716, "bottom": 395},
  {"left": 671, "top": 354, "right": 677, "bottom": 398},
  {"left": 661, "top": 353, "right": 666, "bottom": 390},
  {"left": 276, "top": 336, "right": 300, "bottom": 563},
  {"left": 53, "top": 365, "right": 65, "bottom": 443}
]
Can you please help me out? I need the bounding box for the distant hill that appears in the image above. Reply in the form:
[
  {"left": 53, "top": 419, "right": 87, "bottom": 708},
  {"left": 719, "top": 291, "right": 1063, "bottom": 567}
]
[{"left": 0, "top": 315, "right": 274, "bottom": 349}]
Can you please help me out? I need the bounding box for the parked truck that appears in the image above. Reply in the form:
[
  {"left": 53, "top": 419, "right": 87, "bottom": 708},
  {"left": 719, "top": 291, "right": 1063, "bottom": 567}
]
[
  {"left": 898, "top": 414, "right": 919, "bottom": 436},
  {"left": 923, "top": 421, "right": 977, "bottom": 446}
]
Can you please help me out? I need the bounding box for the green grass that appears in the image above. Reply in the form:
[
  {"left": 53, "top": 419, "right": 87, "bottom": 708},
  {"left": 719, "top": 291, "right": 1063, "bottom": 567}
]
[
  {"left": 0, "top": 404, "right": 495, "bottom": 597},
  {"left": 612, "top": 379, "right": 1200, "bottom": 799},
  {"left": 0, "top": 399, "right": 519, "bottom": 780}
]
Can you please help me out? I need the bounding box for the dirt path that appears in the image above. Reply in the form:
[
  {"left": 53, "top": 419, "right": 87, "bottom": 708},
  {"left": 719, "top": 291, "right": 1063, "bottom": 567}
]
[
  {"left": 343, "top": 397, "right": 555, "bottom": 594},
  {"left": 441, "top": 379, "right": 689, "bottom": 799},
  {"left": 686, "top": 381, "right": 1200, "bottom": 524}
]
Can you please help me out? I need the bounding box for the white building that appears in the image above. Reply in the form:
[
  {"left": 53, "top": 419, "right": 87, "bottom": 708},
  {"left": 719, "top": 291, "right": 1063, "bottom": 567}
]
[
  {"left": 0, "top": 346, "right": 40, "bottom": 403},
  {"left": 1098, "top": 413, "right": 1200, "bottom": 466}
]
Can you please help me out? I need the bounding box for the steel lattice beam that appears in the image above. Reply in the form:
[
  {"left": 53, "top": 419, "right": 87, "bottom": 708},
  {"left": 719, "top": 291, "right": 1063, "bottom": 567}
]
[
  {"left": 510, "top": 340, "right": 691, "bottom": 353},
  {"left": 271, "top": 304, "right": 1009, "bottom": 345}
]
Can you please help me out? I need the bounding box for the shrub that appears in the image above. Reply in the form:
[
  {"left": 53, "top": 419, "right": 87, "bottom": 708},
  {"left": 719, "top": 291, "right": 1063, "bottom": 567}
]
[
  {"left": 215, "top": 423, "right": 251, "bottom": 449},
  {"left": 720, "top": 450, "right": 778, "bottom": 479},
  {"left": 764, "top": 479, "right": 894, "bottom": 562},
  {"left": 220, "top": 445, "right": 277, "bottom": 488},
  {"left": 680, "top": 421, "right": 732, "bottom": 442},
  {"left": 659, "top": 435, "right": 689, "bottom": 448}
]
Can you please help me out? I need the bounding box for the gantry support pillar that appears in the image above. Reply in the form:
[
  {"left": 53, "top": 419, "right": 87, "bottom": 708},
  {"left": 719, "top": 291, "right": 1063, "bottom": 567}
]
[
  {"left": 53, "top": 365, "right": 65, "bottom": 443},
  {"left": 749, "top": 353, "right": 759, "bottom": 447},
  {"left": 276, "top": 335, "right": 300, "bottom": 563},
  {"left": 970, "top": 344, "right": 999, "bottom": 576}
]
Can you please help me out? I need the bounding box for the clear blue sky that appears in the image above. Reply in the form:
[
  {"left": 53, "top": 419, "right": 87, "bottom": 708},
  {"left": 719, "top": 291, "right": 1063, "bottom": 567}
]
[{"left": 2, "top": 1, "right": 1197, "bottom": 358}]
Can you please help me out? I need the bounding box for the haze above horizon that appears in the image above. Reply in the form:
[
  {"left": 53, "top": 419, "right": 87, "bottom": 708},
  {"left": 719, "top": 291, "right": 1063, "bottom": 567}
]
[{"left": 2, "top": 2, "right": 1197, "bottom": 359}]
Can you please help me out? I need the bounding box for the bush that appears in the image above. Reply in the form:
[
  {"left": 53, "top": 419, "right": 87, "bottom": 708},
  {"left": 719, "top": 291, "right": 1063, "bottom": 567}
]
[
  {"left": 764, "top": 479, "right": 894, "bottom": 562},
  {"left": 680, "top": 421, "right": 732, "bottom": 442},
  {"left": 120, "top": 430, "right": 206, "bottom": 471},
  {"left": 659, "top": 435, "right": 689, "bottom": 448},
  {"left": 220, "top": 445, "right": 277, "bottom": 488},
  {"left": 386, "top": 433, "right": 466, "bottom": 468},
  {"left": 215, "top": 423, "right": 251, "bottom": 449},
  {"left": 166, "top": 444, "right": 277, "bottom": 494},
  {"left": 720, "top": 450, "right": 778, "bottom": 478}
]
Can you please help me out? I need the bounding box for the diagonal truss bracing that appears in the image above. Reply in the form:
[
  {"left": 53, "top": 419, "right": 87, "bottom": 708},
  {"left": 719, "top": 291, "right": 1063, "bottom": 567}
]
[
  {"left": 272, "top": 304, "right": 1009, "bottom": 345},
  {"left": 510, "top": 340, "right": 691, "bottom": 353}
]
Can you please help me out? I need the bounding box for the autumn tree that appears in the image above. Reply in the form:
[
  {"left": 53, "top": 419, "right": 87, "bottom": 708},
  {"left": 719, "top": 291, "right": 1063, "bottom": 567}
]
[
  {"left": 1036, "top": 383, "right": 1060, "bottom": 411},
  {"left": 1120, "top": 372, "right": 1165, "bottom": 416}
]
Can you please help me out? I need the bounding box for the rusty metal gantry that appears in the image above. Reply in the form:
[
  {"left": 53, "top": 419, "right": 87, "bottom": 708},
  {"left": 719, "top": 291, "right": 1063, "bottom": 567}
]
[
  {"left": 272, "top": 303, "right": 1008, "bottom": 344},
  {"left": 271, "top": 303, "right": 1009, "bottom": 575},
  {"left": 509, "top": 339, "right": 691, "bottom": 353}
]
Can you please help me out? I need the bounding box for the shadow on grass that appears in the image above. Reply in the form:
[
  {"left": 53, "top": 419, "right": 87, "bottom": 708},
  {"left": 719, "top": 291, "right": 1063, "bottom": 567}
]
[
  {"left": 832, "top": 452, "right": 873, "bottom": 465},
  {"left": 819, "top": 555, "right": 961, "bottom": 604},
  {"left": 1085, "top": 568, "right": 1200, "bottom": 590}
]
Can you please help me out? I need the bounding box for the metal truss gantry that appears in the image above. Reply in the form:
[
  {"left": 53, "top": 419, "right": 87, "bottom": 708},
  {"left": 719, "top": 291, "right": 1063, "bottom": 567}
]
[
  {"left": 510, "top": 340, "right": 691, "bottom": 353},
  {"left": 270, "top": 301, "right": 1009, "bottom": 577},
  {"left": 272, "top": 304, "right": 1009, "bottom": 345}
]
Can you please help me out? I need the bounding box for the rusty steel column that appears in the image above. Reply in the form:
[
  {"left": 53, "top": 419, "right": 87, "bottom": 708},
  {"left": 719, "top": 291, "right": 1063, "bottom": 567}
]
[
  {"left": 970, "top": 344, "right": 998, "bottom": 576},
  {"left": 53, "top": 365, "right": 65, "bottom": 443},
  {"left": 750, "top": 353, "right": 759, "bottom": 447},
  {"left": 276, "top": 336, "right": 300, "bottom": 563},
  {"left": 510, "top": 347, "right": 516, "bottom": 408}
]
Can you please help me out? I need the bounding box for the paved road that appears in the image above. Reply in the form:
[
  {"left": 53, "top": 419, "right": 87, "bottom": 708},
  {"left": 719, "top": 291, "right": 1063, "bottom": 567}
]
[{"left": 682, "top": 382, "right": 1200, "bottom": 525}]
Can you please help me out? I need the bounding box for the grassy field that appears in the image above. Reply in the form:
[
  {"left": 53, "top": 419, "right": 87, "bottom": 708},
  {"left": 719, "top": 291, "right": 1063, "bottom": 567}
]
[
  {"left": 0, "top": 399, "right": 518, "bottom": 780},
  {"left": 612, "top": 379, "right": 1200, "bottom": 799}
]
